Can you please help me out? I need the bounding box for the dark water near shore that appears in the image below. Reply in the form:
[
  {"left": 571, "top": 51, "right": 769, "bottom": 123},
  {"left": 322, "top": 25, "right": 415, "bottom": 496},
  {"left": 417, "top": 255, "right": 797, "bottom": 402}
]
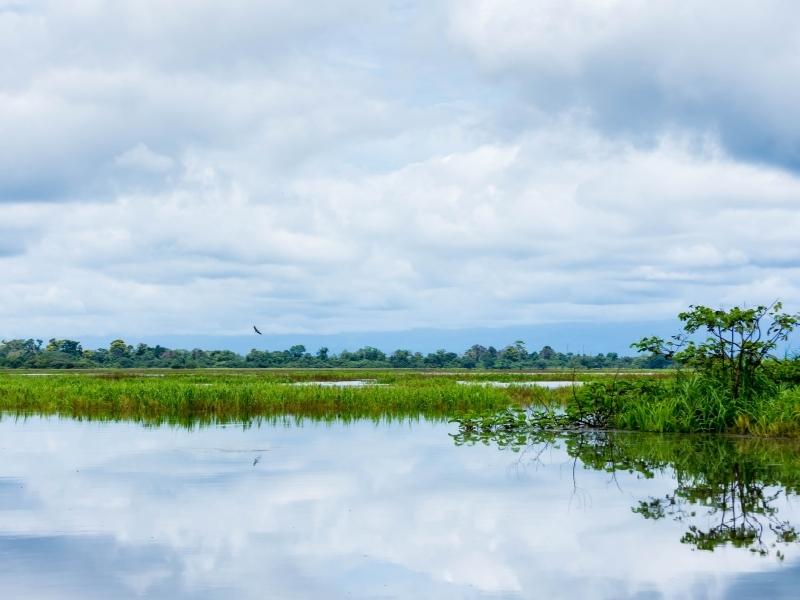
[{"left": 1, "top": 417, "right": 800, "bottom": 598}]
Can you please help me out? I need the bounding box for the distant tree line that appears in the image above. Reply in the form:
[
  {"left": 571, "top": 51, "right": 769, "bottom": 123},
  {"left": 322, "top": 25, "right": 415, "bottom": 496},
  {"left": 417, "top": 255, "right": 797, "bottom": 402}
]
[{"left": 0, "top": 338, "right": 672, "bottom": 370}]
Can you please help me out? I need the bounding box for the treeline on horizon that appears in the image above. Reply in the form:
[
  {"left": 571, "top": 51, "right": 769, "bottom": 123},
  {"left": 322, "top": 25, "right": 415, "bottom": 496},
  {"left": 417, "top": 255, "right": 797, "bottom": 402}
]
[{"left": 0, "top": 338, "right": 673, "bottom": 370}]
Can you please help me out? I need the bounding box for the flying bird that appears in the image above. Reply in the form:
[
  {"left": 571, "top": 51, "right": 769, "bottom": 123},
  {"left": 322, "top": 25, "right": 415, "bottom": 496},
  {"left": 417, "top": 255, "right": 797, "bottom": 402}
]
[
  {"left": 253, "top": 455, "right": 261, "bottom": 466},
  {"left": 253, "top": 325, "right": 262, "bottom": 335}
]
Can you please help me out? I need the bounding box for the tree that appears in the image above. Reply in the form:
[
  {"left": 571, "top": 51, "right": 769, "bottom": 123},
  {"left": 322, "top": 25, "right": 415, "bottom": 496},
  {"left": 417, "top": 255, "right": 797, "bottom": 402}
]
[
  {"left": 499, "top": 343, "right": 522, "bottom": 365},
  {"left": 539, "top": 345, "right": 556, "bottom": 360},
  {"left": 424, "top": 349, "right": 458, "bottom": 368},
  {"left": 462, "top": 345, "right": 489, "bottom": 369},
  {"left": 109, "top": 339, "right": 131, "bottom": 360},
  {"left": 45, "top": 339, "right": 83, "bottom": 356},
  {"left": 480, "top": 346, "right": 498, "bottom": 369},
  {"left": 288, "top": 345, "right": 307, "bottom": 359},
  {"left": 353, "top": 346, "right": 386, "bottom": 362},
  {"left": 0, "top": 339, "right": 41, "bottom": 368},
  {"left": 632, "top": 302, "right": 800, "bottom": 403}
]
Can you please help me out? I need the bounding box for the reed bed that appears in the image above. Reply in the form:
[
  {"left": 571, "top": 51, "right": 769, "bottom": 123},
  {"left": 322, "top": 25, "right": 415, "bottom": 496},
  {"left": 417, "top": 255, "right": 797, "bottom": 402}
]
[{"left": 0, "top": 370, "right": 579, "bottom": 426}]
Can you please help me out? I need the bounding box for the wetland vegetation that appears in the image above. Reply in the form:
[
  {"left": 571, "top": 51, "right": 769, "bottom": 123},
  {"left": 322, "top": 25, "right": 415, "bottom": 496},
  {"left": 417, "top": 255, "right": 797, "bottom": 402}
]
[
  {"left": 0, "top": 370, "right": 578, "bottom": 426},
  {"left": 0, "top": 303, "right": 798, "bottom": 437},
  {"left": 456, "top": 303, "right": 800, "bottom": 437},
  {"left": 2, "top": 302, "right": 800, "bottom": 578}
]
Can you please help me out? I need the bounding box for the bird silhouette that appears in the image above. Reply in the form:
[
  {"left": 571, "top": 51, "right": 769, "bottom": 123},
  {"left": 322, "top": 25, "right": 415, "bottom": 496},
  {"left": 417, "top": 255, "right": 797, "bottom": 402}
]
[
  {"left": 253, "top": 325, "right": 262, "bottom": 335},
  {"left": 253, "top": 455, "right": 261, "bottom": 466}
]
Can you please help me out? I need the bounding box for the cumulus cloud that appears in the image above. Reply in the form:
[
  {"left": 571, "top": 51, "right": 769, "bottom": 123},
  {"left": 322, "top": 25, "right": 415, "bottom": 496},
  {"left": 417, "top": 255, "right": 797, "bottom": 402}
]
[
  {"left": 114, "top": 143, "right": 175, "bottom": 173},
  {"left": 445, "top": 0, "right": 800, "bottom": 167},
  {"left": 1, "top": 1, "right": 799, "bottom": 338}
]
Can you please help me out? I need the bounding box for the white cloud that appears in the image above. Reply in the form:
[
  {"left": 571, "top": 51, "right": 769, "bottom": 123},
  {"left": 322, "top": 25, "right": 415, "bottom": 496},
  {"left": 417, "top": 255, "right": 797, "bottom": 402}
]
[
  {"left": 445, "top": 0, "right": 800, "bottom": 165},
  {"left": 114, "top": 143, "right": 174, "bottom": 173},
  {"left": 1, "top": 1, "right": 799, "bottom": 339},
  {"left": 2, "top": 129, "right": 800, "bottom": 337}
]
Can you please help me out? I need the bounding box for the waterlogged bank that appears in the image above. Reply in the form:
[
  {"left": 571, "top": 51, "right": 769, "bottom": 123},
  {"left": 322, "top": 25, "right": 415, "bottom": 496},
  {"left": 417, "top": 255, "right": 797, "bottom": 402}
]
[{"left": 1, "top": 416, "right": 800, "bottom": 598}]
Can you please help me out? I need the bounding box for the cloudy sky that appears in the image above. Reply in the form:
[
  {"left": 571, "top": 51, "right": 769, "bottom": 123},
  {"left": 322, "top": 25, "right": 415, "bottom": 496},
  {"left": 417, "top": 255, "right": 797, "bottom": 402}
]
[{"left": 2, "top": 1, "right": 800, "bottom": 348}]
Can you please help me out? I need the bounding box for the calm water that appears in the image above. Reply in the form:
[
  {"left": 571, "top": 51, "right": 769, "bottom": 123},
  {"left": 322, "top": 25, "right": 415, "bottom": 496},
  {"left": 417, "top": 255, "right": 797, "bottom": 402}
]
[
  {"left": 456, "top": 380, "right": 582, "bottom": 388},
  {"left": 291, "top": 380, "right": 380, "bottom": 387},
  {"left": 1, "top": 417, "right": 799, "bottom": 599}
]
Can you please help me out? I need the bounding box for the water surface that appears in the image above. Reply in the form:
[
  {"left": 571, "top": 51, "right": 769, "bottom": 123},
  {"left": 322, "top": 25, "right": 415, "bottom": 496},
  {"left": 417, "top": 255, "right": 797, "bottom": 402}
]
[
  {"left": 290, "top": 379, "right": 380, "bottom": 387},
  {"left": 0, "top": 417, "right": 799, "bottom": 598},
  {"left": 456, "top": 380, "right": 581, "bottom": 389}
]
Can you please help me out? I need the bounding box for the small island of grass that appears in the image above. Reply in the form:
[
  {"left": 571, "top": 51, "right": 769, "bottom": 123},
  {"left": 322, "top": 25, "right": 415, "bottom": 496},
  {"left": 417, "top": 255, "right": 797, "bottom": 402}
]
[{"left": 456, "top": 302, "right": 800, "bottom": 438}]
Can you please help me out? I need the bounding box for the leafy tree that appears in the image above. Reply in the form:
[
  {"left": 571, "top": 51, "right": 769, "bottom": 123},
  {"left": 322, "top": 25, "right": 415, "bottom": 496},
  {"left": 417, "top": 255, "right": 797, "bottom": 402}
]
[
  {"left": 633, "top": 302, "right": 800, "bottom": 402},
  {"left": 389, "top": 349, "right": 413, "bottom": 368},
  {"left": 351, "top": 346, "right": 386, "bottom": 362},
  {"left": 0, "top": 339, "right": 42, "bottom": 367},
  {"left": 479, "top": 346, "right": 498, "bottom": 369},
  {"left": 499, "top": 342, "right": 524, "bottom": 365},
  {"left": 539, "top": 345, "right": 556, "bottom": 360},
  {"left": 424, "top": 349, "right": 458, "bottom": 368},
  {"left": 0, "top": 335, "right": 673, "bottom": 370},
  {"left": 288, "top": 345, "right": 307, "bottom": 359},
  {"left": 109, "top": 339, "right": 131, "bottom": 360},
  {"left": 461, "top": 344, "right": 488, "bottom": 369},
  {"left": 46, "top": 339, "right": 83, "bottom": 356}
]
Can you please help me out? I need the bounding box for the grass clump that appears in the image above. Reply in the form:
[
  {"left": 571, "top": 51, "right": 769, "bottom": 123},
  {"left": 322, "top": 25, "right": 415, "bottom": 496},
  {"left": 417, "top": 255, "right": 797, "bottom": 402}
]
[{"left": 564, "top": 374, "right": 800, "bottom": 435}]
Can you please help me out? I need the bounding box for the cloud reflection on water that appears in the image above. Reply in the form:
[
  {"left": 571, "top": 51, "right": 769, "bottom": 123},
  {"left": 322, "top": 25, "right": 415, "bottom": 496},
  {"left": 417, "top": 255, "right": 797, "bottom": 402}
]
[{"left": 0, "top": 418, "right": 798, "bottom": 598}]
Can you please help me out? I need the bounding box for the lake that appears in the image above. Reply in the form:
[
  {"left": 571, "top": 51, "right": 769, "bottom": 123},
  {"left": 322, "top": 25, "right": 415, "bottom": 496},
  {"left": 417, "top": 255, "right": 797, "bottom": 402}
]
[{"left": 1, "top": 416, "right": 799, "bottom": 598}]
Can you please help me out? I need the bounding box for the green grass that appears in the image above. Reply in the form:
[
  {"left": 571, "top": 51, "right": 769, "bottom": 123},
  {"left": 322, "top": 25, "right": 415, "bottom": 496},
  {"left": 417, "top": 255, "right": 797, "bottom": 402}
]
[
  {"left": 6, "top": 368, "right": 798, "bottom": 436},
  {"left": 0, "top": 369, "right": 583, "bottom": 426},
  {"left": 567, "top": 374, "right": 800, "bottom": 436}
]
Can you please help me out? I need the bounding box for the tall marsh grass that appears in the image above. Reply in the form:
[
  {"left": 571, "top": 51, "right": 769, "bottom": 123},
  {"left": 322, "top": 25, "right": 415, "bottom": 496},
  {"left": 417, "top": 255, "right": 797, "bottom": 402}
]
[
  {"left": 571, "top": 374, "right": 800, "bottom": 436},
  {"left": 0, "top": 370, "right": 575, "bottom": 426}
]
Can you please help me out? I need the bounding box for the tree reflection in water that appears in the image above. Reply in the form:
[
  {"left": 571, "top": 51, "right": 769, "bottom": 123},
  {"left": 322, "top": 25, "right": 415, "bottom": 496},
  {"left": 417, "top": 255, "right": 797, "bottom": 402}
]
[{"left": 452, "top": 424, "right": 800, "bottom": 558}]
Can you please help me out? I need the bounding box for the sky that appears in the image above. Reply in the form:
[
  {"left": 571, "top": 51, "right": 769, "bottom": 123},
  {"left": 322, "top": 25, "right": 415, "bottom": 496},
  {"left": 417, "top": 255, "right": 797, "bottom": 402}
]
[{"left": 2, "top": 1, "right": 800, "bottom": 352}]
